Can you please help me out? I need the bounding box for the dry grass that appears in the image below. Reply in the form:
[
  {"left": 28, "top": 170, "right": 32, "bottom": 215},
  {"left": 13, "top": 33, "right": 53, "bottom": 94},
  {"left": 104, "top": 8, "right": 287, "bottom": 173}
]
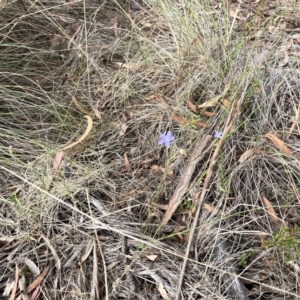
[{"left": 1, "top": 0, "right": 300, "bottom": 299}]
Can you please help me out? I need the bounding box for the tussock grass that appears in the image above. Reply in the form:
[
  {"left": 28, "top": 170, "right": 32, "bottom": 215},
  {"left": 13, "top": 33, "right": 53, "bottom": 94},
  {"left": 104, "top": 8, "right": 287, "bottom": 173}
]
[{"left": 1, "top": 0, "right": 300, "bottom": 299}]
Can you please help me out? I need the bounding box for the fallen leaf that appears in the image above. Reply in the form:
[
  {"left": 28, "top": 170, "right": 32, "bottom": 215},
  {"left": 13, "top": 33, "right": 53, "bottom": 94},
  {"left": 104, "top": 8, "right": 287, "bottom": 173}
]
[
  {"left": 18, "top": 274, "right": 28, "bottom": 300},
  {"left": 197, "top": 99, "right": 219, "bottom": 108},
  {"left": 27, "top": 266, "right": 49, "bottom": 293},
  {"left": 124, "top": 153, "right": 130, "bottom": 169},
  {"left": 145, "top": 255, "right": 157, "bottom": 261},
  {"left": 119, "top": 123, "right": 128, "bottom": 136},
  {"left": 80, "top": 238, "right": 94, "bottom": 264},
  {"left": 25, "top": 258, "right": 40, "bottom": 276},
  {"left": 151, "top": 165, "right": 160, "bottom": 170},
  {"left": 222, "top": 99, "right": 231, "bottom": 107},
  {"left": 160, "top": 167, "right": 173, "bottom": 175},
  {"left": 264, "top": 133, "right": 292, "bottom": 155},
  {"left": 194, "top": 120, "right": 207, "bottom": 127},
  {"left": 172, "top": 225, "right": 187, "bottom": 241},
  {"left": 201, "top": 110, "right": 216, "bottom": 117},
  {"left": 187, "top": 100, "right": 198, "bottom": 113},
  {"left": 30, "top": 284, "right": 40, "bottom": 300},
  {"left": 238, "top": 149, "right": 254, "bottom": 163},
  {"left": 9, "top": 263, "right": 19, "bottom": 300},
  {"left": 172, "top": 114, "right": 206, "bottom": 127},
  {"left": 145, "top": 94, "right": 164, "bottom": 102},
  {"left": 53, "top": 151, "right": 64, "bottom": 170},
  {"left": 61, "top": 115, "right": 93, "bottom": 151},
  {"left": 262, "top": 197, "right": 279, "bottom": 223},
  {"left": 204, "top": 203, "right": 221, "bottom": 215},
  {"left": 158, "top": 283, "right": 169, "bottom": 300},
  {"left": 173, "top": 225, "right": 186, "bottom": 234},
  {"left": 151, "top": 165, "right": 173, "bottom": 175}
]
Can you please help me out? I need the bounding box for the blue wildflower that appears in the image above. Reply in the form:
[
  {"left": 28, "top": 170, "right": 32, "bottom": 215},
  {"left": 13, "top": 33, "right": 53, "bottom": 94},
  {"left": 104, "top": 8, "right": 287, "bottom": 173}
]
[
  {"left": 158, "top": 131, "right": 175, "bottom": 147},
  {"left": 214, "top": 130, "right": 222, "bottom": 139}
]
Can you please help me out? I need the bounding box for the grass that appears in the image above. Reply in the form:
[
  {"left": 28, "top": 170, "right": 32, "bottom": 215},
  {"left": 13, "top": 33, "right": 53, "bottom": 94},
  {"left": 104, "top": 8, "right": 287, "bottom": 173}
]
[{"left": 1, "top": 0, "right": 300, "bottom": 299}]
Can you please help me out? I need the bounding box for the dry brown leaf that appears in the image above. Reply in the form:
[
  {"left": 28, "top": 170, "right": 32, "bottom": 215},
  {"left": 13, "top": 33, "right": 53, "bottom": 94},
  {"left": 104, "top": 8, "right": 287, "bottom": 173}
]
[
  {"left": 124, "top": 153, "right": 130, "bottom": 169},
  {"left": 204, "top": 203, "right": 221, "bottom": 215},
  {"left": 222, "top": 99, "right": 231, "bottom": 107},
  {"left": 160, "top": 166, "right": 173, "bottom": 175},
  {"left": 172, "top": 114, "right": 206, "bottom": 127},
  {"left": 27, "top": 266, "right": 49, "bottom": 293},
  {"left": 151, "top": 165, "right": 173, "bottom": 175},
  {"left": 194, "top": 120, "right": 207, "bottom": 127},
  {"left": 145, "top": 94, "right": 164, "bottom": 102},
  {"left": 30, "top": 284, "right": 40, "bottom": 300},
  {"left": 262, "top": 197, "right": 279, "bottom": 223},
  {"left": 264, "top": 133, "right": 292, "bottom": 155},
  {"left": 145, "top": 255, "right": 157, "bottom": 261},
  {"left": 151, "top": 165, "right": 160, "bottom": 170},
  {"left": 9, "top": 263, "right": 19, "bottom": 300},
  {"left": 187, "top": 100, "right": 198, "bottom": 113},
  {"left": 158, "top": 283, "right": 169, "bottom": 300},
  {"left": 173, "top": 225, "right": 187, "bottom": 242},
  {"left": 201, "top": 110, "right": 216, "bottom": 117},
  {"left": 53, "top": 151, "right": 64, "bottom": 170},
  {"left": 197, "top": 99, "right": 219, "bottom": 109},
  {"left": 238, "top": 149, "right": 254, "bottom": 163},
  {"left": 61, "top": 115, "right": 93, "bottom": 151},
  {"left": 80, "top": 238, "right": 94, "bottom": 264}
]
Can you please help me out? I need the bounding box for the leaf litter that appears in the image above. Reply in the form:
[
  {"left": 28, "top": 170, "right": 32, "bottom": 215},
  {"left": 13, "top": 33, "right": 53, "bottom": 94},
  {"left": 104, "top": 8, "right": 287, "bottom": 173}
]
[{"left": 1, "top": 1, "right": 300, "bottom": 300}]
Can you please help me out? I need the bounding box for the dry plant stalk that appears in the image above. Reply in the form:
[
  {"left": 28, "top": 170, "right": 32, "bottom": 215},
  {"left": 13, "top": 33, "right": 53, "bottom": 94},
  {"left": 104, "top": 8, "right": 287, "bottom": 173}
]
[
  {"left": 162, "top": 135, "right": 212, "bottom": 225},
  {"left": 175, "top": 100, "right": 241, "bottom": 300}
]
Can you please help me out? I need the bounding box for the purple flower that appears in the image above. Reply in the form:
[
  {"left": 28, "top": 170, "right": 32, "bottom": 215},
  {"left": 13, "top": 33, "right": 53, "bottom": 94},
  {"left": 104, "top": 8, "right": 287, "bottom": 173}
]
[
  {"left": 214, "top": 130, "right": 222, "bottom": 139},
  {"left": 158, "top": 131, "right": 175, "bottom": 147}
]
